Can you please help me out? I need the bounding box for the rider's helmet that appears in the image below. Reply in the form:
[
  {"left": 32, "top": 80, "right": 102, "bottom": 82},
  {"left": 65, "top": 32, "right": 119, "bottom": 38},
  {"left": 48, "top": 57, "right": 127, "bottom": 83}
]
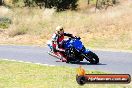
[{"left": 56, "top": 26, "right": 64, "bottom": 35}]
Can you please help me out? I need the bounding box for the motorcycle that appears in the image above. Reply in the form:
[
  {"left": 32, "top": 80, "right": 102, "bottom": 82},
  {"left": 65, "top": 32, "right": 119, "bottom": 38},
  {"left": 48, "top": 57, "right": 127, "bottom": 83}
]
[{"left": 47, "top": 37, "right": 99, "bottom": 64}]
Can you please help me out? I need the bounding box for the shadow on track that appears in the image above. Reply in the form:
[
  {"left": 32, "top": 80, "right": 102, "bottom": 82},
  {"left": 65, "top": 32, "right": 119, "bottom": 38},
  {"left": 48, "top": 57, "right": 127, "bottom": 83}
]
[
  {"left": 70, "top": 62, "right": 107, "bottom": 65},
  {"left": 56, "top": 60, "right": 106, "bottom": 65}
]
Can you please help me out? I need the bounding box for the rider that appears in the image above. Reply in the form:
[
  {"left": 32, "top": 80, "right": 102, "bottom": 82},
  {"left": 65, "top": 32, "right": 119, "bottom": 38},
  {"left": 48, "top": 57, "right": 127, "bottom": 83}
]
[{"left": 51, "top": 26, "right": 74, "bottom": 61}]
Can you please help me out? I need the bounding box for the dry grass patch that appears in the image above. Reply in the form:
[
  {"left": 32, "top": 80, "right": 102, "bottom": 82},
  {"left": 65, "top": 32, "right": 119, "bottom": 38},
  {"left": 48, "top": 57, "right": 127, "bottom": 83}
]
[{"left": 0, "top": 0, "right": 132, "bottom": 50}]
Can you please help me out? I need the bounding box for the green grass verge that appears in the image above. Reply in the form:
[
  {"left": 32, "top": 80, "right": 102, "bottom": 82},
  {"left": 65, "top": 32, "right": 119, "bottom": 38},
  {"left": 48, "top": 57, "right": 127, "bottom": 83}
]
[{"left": 0, "top": 59, "right": 131, "bottom": 88}]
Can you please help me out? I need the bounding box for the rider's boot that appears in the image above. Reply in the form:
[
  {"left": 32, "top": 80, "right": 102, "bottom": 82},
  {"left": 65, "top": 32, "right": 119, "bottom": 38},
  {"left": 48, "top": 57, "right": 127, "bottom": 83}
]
[{"left": 58, "top": 52, "right": 67, "bottom": 62}]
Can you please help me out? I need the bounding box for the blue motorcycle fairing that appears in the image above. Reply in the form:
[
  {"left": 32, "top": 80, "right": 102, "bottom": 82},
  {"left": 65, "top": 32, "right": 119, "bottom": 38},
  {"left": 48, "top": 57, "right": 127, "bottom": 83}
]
[
  {"left": 63, "top": 39, "right": 73, "bottom": 49},
  {"left": 64, "top": 38, "right": 84, "bottom": 50},
  {"left": 72, "top": 39, "right": 83, "bottom": 50},
  {"left": 63, "top": 38, "right": 91, "bottom": 54}
]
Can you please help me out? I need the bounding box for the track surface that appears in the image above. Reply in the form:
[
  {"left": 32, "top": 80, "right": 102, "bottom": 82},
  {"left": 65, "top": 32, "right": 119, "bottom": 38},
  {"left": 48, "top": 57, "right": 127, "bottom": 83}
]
[{"left": 0, "top": 45, "right": 132, "bottom": 74}]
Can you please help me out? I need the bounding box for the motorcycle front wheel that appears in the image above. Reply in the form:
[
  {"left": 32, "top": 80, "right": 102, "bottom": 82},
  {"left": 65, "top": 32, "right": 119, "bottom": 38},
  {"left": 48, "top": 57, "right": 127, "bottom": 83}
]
[{"left": 85, "top": 51, "right": 99, "bottom": 64}]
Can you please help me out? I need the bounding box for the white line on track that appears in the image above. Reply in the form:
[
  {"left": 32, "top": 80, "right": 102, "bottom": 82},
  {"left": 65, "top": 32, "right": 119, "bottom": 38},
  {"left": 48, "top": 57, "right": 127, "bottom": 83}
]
[{"left": 1, "top": 59, "right": 55, "bottom": 67}]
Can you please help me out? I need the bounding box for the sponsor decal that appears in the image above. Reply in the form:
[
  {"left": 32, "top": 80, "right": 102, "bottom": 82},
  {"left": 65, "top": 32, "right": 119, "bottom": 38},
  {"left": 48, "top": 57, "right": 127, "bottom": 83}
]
[{"left": 76, "top": 66, "right": 131, "bottom": 85}]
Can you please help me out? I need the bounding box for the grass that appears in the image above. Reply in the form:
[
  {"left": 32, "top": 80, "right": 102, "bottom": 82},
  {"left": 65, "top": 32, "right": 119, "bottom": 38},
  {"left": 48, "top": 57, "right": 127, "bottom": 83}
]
[
  {"left": 0, "top": 59, "right": 131, "bottom": 88},
  {"left": 0, "top": 0, "right": 132, "bottom": 51}
]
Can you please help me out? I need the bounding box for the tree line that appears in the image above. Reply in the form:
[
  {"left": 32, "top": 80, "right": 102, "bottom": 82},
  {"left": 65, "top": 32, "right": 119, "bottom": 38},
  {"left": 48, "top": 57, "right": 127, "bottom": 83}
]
[
  {"left": 0, "top": 0, "right": 117, "bottom": 11},
  {"left": 13, "top": 0, "right": 78, "bottom": 11}
]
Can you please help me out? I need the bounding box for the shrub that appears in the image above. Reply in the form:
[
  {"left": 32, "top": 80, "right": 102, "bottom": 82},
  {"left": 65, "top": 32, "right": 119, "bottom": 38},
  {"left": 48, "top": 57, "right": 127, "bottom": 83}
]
[
  {"left": 0, "top": 17, "right": 12, "bottom": 29},
  {"left": 12, "top": 0, "right": 78, "bottom": 11}
]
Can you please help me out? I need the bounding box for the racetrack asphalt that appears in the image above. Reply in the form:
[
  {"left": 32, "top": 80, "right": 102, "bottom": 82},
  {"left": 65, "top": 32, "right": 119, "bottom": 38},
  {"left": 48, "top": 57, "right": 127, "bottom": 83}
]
[{"left": 0, "top": 45, "right": 132, "bottom": 74}]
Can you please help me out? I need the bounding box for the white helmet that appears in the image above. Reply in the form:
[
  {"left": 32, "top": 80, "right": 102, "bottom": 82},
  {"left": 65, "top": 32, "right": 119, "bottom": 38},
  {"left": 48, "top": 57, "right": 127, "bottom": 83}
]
[{"left": 56, "top": 26, "right": 63, "bottom": 33}]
